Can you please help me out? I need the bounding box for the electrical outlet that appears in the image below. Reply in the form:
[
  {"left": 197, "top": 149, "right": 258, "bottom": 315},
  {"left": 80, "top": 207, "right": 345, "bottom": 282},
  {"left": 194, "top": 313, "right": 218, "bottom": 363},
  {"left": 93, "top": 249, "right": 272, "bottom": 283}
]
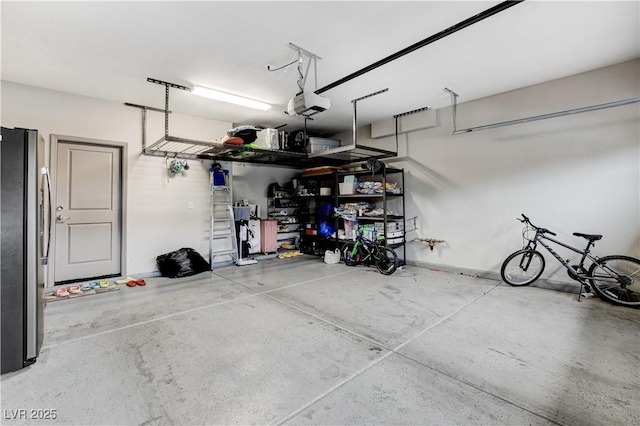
[{"left": 188, "top": 202, "right": 194, "bottom": 209}]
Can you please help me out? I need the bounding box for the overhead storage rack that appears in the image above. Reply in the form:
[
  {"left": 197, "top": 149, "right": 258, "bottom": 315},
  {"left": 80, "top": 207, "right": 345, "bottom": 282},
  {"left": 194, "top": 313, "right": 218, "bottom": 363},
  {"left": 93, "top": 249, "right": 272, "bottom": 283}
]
[
  {"left": 140, "top": 133, "right": 397, "bottom": 168},
  {"left": 126, "top": 78, "right": 398, "bottom": 169}
]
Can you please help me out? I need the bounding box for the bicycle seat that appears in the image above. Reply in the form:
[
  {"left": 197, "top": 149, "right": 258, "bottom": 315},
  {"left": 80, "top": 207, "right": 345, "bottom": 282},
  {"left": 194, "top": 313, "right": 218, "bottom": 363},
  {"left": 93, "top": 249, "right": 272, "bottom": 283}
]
[{"left": 573, "top": 232, "right": 602, "bottom": 241}]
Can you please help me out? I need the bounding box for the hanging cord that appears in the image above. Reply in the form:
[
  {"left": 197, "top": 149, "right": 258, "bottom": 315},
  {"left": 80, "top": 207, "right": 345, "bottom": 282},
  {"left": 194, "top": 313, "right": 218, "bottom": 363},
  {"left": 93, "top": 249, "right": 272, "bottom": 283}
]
[
  {"left": 266, "top": 50, "right": 300, "bottom": 72},
  {"left": 266, "top": 49, "right": 306, "bottom": 93},
  {"left": 296, "top": 51, "right": 305, "bottom": 92}
]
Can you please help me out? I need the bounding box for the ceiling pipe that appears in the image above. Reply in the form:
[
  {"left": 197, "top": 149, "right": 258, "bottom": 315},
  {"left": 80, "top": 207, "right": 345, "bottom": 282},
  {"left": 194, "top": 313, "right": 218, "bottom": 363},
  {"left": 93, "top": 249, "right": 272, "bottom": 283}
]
[
  {"left": 447, "top": 95, "right": 640, "bottom": 134},
  {"left": 314, "top": 0, "right": 524, "bottom": 95}
]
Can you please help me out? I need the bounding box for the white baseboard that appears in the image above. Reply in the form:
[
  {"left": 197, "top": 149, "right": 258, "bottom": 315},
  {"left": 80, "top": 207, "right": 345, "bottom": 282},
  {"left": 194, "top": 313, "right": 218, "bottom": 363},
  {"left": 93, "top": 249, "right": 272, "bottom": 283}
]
[
  {"left": 405, "top": 260, "right": 582, "bottom": 294},
  {"left": 137, "top": 259, "right": 583, "bottom": 295}
]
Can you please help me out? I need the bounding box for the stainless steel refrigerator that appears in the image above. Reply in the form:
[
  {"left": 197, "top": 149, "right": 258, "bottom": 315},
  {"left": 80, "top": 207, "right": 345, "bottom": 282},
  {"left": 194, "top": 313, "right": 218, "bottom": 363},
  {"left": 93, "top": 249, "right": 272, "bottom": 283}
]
[{"left": 1, "top": 127, "right": 50, "bottom": 374}]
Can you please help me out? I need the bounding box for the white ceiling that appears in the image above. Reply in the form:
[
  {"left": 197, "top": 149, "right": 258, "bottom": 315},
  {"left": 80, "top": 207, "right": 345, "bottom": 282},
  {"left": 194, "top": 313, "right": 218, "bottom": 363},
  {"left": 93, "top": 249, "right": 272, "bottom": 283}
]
[{"left": 2, "top": 1, "right": 639, "bottom": 136}]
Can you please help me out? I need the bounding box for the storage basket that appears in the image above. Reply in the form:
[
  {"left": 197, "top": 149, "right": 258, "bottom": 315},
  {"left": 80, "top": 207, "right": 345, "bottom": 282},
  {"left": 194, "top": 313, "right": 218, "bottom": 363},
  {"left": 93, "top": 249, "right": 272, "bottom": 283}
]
[{"left": 339, "top": 183, "right": 357, "bottom": 195}]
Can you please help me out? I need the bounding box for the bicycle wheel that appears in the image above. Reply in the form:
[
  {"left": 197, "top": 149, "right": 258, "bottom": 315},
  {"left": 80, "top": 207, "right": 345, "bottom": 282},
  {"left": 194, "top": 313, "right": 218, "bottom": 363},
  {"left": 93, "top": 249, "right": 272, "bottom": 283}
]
[
  {"left": 342, "top": 243, "right": 361, "bottom": 266},
  {"left": 500, "top": 249, "right": 545, "bottom": 286},
  {"left": 588, "top": 255, "right": 640, "bottom": 307},
  {"left": 376, "top": 247, "right": 398, "bottom": 275}
]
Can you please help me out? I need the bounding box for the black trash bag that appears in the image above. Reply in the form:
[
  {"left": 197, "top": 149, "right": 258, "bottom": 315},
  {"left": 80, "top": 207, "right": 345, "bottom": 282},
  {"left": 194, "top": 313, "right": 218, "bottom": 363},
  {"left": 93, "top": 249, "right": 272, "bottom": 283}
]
[{"left": 156, "top": 247, "right": 210, "bottom": 278}]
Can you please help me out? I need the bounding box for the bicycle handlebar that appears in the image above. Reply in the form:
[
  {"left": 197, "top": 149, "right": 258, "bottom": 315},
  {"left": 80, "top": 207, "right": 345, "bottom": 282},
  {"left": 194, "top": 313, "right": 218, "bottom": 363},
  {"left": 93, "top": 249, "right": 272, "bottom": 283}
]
[
  {"left": 355, "top": 227, "right": 385, "bottom": 244},
  {"left": 518, "top": 213, "right": 556, "bottom": 236}
]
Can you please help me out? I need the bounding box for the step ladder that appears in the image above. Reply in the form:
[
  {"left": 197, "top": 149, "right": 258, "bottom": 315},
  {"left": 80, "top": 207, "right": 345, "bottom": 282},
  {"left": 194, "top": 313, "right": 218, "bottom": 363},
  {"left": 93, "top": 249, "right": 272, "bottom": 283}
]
[{"left": 209, "top": 170, "right": 238, "bottom": 268}]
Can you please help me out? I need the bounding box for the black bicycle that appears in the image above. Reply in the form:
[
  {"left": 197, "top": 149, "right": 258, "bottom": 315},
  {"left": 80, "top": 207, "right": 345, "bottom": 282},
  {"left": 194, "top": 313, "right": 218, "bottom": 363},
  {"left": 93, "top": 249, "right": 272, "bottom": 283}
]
[
  {"left": 501, "top": 214, "right": 640, "bottom": 307},
  {"left": 342, "top": 227, "right": 398, "bottom": 275}
]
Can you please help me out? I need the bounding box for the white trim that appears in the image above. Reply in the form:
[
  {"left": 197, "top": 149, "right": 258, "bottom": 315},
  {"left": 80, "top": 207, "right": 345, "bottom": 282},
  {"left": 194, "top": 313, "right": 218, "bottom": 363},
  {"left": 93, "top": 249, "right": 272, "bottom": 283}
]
[
  {"left": 49, "top": 134, "right": 128, "bottom": 286},
  {"left": 405, "top": 260, "right": 582, "bottom": 294}
]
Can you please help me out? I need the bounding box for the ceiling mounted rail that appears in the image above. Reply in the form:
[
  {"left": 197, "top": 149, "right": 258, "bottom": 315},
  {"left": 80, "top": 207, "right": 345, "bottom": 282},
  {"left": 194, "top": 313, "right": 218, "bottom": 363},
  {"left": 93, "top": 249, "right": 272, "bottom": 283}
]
[
  {"left": 124, "top": 102, "right": 172, "bottom": 153},
  {"left": 148, "top": 78, "right": 190, "bottom": 140},
  {"left": 307, "top": 88, "right": 390, "bottom": 159},
  {"left": 289, "top": 42, "right": 321, "bottom": 92},
  {"left": 314, "top": 0, "right": 524, "bottom": 95},
  {"left": 124, "top": 102, "right": 172, "bottom": 114},
  {"left": 394, "top": 106, "right": 430, "bottom": 119},
  {"left": 444, "top": 88, "right": 640, "bottom": 134},
  {"left": 267, "top": 42, "right": 322, "bottom": 86},
  {"left": 351, "top": 88, "right": 390, "bottom": 146},
  {"left": 393, "top": 106, "right": 431, "bottom": 151}
]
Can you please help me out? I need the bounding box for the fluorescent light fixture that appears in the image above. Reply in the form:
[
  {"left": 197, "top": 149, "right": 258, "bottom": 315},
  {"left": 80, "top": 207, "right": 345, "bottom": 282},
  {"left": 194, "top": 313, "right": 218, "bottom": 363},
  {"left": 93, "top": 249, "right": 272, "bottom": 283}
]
[{"left": 191, "top": 86, "right": 271, "bottom": 111}]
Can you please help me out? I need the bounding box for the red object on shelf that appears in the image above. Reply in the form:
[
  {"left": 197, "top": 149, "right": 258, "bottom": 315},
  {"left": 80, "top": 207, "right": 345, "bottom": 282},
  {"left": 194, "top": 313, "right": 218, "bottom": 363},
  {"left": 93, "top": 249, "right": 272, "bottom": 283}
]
[{"left": 223, "top": 137, "right": 244, "bottom": 145}]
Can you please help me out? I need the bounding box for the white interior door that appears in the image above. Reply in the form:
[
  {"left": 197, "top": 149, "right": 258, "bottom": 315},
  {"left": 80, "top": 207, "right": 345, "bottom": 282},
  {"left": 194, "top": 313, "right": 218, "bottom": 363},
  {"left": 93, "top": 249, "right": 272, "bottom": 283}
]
[{"left": 55, "top": 142, "right": 122, "bottom": 283}]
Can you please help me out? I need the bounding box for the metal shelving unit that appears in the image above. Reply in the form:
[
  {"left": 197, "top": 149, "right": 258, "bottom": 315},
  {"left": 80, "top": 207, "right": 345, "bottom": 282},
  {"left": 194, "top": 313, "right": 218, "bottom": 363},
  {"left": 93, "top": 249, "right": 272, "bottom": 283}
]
[
  {"left": 267, "top": 190, "right": 301, "bottom": 250},
  {"left": 335, "top": 167, "right": 406, "bottom": 264},
  {"left": 295, "top": 167, "right": 406, "bottom": 262},
  {"left": 295, "top": 173, "right": 338, "bottom": 256}
]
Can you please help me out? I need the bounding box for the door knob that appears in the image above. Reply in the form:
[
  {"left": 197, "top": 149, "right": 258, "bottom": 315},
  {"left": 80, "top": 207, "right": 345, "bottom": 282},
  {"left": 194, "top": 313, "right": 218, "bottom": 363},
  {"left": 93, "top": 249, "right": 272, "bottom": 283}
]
[{"left": 57, "top": 214, "right": 70, "bottom": 221}]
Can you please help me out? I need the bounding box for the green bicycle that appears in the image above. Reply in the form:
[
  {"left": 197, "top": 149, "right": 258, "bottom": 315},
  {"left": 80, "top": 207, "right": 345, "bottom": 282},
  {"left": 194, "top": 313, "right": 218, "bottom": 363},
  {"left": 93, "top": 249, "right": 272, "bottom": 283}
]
[{"left": 342, "top": 227, "right": 398, "bottom": 275}]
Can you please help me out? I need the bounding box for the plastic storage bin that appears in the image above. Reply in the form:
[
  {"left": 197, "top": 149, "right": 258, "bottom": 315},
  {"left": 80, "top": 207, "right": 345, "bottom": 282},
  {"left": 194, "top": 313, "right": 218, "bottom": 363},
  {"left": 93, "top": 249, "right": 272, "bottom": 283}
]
[
  {"left": 254, "top": 128, "right": 279, "bottom": 150},
  {"left": 306, "top": 137, "right": 340, "bottom": 153},
  {"left": 339, "top": 183, "right": 357, "bottom": 195},
  {"left": 233, "top": 206, "right": 251, "bottom": 221}
]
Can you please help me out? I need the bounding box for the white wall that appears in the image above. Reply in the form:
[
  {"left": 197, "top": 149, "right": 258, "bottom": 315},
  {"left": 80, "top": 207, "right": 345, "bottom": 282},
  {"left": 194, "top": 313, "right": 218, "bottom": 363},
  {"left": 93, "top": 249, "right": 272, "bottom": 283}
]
[
  {"left": 359, "top": 59, "right": 640, "bottom": 284},
  {"left": 3, "top": 59, "right": 637, "bottom": 283},
  {"left": 230, "top": 162, "right": 297, "bottom": 219},
  {"left": 0, "top": 81, "right": 294, "bottom": 276}
]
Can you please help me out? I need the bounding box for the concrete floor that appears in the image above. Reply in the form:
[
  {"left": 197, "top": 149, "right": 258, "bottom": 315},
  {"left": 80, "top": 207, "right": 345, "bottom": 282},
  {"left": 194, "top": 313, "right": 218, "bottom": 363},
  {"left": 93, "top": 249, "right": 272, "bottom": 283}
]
[{"left": 1, "top": 256, "right": 639, "bottom": 425}]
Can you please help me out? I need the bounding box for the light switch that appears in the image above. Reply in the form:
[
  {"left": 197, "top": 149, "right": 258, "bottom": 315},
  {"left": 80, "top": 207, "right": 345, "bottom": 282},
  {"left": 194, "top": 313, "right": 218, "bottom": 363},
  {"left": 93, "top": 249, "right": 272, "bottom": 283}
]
[{"left": 188, "top": 202, "right": 194, "bottom": 209}]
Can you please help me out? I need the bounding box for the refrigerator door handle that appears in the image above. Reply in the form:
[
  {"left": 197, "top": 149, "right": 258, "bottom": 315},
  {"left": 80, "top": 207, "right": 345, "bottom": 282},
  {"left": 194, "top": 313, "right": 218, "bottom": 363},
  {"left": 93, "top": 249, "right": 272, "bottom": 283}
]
[{"left": 40, "top": 167, "right": 52, "bottom": 265}]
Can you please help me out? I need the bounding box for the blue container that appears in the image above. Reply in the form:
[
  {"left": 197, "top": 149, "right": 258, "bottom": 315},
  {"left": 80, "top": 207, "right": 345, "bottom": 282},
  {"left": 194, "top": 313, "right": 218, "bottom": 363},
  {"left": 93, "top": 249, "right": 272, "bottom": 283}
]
[
  {"left": 318, "top": 221, "right": 335, "bottom": 237},
  {"left": 211, "top": 168, "right": 229, "bottom": 186},
  {"left": 318, "top": 202, "right": 334, "bottom": 217}
]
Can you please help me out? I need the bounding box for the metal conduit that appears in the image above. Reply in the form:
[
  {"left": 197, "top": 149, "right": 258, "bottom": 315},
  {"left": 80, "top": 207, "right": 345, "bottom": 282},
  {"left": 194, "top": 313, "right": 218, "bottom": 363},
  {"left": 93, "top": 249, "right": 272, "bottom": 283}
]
[
  {"left": 314, "top": 1, "right": 524, "bottom": 95},
  {"left": 449, "top": 97, "right": 640, "bottom": 134}
]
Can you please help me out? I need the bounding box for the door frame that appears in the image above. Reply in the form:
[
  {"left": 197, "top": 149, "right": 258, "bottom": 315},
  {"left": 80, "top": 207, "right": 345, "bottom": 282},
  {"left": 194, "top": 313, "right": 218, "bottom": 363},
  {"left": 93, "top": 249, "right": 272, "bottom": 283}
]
[{"left": 49, "top": 135, "right": 128, "bottom": 287}]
